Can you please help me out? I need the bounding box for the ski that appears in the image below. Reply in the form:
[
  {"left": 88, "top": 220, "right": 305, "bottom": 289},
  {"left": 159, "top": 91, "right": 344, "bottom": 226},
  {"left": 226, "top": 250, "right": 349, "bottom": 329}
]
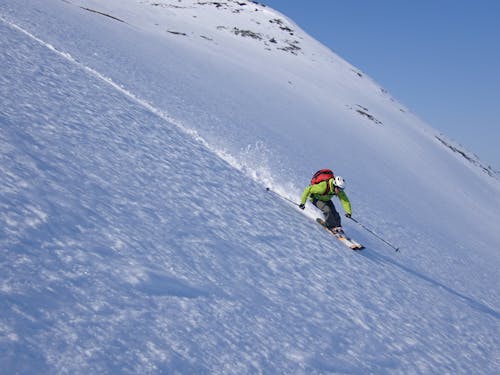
[{"left": 316, "top": 218, "right": 364, "bottom": 250}]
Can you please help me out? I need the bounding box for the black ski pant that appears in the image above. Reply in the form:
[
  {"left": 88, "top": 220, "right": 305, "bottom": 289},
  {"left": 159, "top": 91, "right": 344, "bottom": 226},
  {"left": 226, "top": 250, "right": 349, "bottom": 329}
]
[{"left": 313, "top": 199, "right": 341, "bottom": 229}]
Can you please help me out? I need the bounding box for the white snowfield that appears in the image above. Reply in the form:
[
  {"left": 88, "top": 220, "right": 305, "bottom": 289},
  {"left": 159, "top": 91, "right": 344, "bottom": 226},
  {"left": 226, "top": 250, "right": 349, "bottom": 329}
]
[{"left": 1, "top": 0, "right": 499, "bottom": 373}]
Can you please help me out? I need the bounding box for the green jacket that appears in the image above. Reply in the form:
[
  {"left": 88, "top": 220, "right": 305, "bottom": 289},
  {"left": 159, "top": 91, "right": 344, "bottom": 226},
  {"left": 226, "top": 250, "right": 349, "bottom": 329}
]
[{"left": 301, "top": 178, "right": 352, "bottom": 215}]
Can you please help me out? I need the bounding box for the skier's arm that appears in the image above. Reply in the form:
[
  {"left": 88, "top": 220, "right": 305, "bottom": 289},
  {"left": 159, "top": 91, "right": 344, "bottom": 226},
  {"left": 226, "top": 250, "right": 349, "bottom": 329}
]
[
  {"left": 338, "top": 190, "right": 352, "bottom": 216},
  {"left": 300, "top": 185, "right": 313, "bottom": 205},
  {"left": 301, "top": 181, "right": 328, "bottom": 204}
]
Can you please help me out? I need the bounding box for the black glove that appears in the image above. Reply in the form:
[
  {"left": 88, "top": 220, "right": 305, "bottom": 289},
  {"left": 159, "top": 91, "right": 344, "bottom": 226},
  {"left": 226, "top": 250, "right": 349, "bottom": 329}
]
[
  {"left": 345, "top": 213, "right": 351, "bottom": 218},
  {"left": 299, "top": 203, "right": 305, "bottom": 210}
]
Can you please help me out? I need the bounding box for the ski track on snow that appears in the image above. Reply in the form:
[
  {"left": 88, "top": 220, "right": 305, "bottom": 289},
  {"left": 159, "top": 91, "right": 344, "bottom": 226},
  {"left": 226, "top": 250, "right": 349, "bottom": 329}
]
[{"left": 0, "top": 15, "right": 250, "bottom": 183}]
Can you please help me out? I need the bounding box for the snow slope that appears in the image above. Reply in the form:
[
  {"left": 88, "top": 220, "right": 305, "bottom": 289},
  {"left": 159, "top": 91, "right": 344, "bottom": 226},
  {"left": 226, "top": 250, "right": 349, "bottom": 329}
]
[{"left": 1, "top": 0, "right": 499, "bottom": 373}]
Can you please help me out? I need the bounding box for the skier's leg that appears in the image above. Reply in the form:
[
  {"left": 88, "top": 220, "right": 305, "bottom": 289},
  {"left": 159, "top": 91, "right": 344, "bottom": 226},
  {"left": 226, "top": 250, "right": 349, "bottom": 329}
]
[{"left": 314, "top": 200, "right": 341, "bottom": 229}]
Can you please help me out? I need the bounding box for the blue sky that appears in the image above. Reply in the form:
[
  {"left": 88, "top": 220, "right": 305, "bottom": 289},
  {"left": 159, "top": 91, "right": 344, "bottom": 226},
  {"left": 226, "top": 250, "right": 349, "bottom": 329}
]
[{"left": 262, "top": 0, "right": 500, "bottom": 169}]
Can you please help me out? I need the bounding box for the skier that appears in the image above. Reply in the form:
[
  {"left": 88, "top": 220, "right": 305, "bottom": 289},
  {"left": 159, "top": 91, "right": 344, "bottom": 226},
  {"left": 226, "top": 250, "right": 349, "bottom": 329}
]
[{"left": 299, "top": 172, "right": 352, "bottom": 233}]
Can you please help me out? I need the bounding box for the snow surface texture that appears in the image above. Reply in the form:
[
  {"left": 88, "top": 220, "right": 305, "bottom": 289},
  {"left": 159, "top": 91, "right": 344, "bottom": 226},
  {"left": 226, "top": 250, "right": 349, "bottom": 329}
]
[{"left": 1, "top": 0, "right": 499, "bottom": 373}]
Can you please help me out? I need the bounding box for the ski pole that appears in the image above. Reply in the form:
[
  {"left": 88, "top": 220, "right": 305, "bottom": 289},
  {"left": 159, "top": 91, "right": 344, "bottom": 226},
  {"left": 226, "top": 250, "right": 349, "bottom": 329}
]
[
  {"left": 265, "top": 187, "right": 301, "bottom": 207},
  {"left": 348, "top": 217, "right": 400, "bottom": 252}
]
